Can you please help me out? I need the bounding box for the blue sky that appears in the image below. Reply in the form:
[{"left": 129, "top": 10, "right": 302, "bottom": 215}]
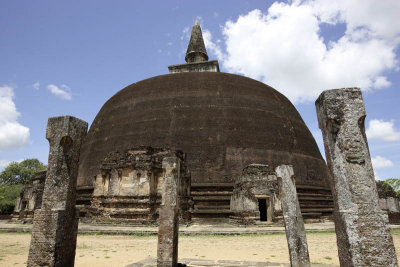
[{"left": 1, "top": 0, "right": 399, "bottom": 180}]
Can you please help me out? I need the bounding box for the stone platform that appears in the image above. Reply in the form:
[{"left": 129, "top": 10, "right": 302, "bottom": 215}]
[
  {"left": 126, "top": 256, "right": 335, "bottom": 267},
  {"left": 2, "top": 220, "right": 400, "bottom": 235}
]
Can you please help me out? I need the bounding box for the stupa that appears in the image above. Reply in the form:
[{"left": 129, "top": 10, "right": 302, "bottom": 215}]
[{"left": 75, "top": 21, "right": 333, "bottom": 222}]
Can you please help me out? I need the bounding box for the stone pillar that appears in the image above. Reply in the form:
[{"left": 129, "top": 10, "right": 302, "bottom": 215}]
[
  {"left": 157, "top": 157, "right": 180, "bottom": 267},
  {"left": 267, "top": 197, "right": 273, "bottom": 222},
  {"left": 316, "top": 88, "right": 398, "bottom": 267},
  {"left": 28, "top": 116, "right": 88, "bottom": 267},
  {"left": 275, "top": 165, "right": 310, "bottom": 267}
]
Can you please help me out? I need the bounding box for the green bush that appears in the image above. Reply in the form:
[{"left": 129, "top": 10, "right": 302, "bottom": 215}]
[{"left": 0, "top": 184, "right": 24, "bottom": 214}]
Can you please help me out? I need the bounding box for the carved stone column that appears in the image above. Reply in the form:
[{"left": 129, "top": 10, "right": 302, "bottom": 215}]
[
  {"left": 316, "top": 88, "right": 398, "bottom": 266},
  {"left": 157, "top": 156, "right": 180, "bottom": 267},
  {"left": 28, "top": 116, "right": 88, "bottom": 267},
  {"left": 276, "top": 165, "right": 310, "bottom": 267}
]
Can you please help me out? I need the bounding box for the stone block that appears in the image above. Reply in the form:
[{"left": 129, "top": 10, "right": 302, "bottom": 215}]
[{"left": 28, "top": 209, "right": 79, "bottom": 266}]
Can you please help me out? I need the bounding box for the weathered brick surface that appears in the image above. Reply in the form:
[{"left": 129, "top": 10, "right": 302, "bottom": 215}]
[
  {"left": 316, "top": 88, "right": 398, "bottom": 266},
  {"left": 276, "top": 165, "right": 310, "bottom": 267},
  {"left": 157, "top": 156, "right": 180, "bottom": 267},
  {"left": 230, "top": 164, "right": 278, "bottom": 224},
  {"left": 28, "top": 116, "right": 88, "bottom": 267}
]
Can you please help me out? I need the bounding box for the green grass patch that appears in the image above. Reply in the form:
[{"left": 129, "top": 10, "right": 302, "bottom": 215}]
[
  {"left": 391, "top": 228, "right": 400, "bottom": 235},
  {"left": 0, "top": 230, "right": 31, "bottom": 235},
  {"left": 77, "top": 232, "right": 156, "bottom": 237}
]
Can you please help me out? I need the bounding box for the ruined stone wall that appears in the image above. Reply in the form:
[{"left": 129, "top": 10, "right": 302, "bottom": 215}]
[
  {"left": 230, "top": 164, "right": 279, "bottom": 223},
  {"left": 88, "top": 147, "right": 190, "bottom": 223},
  {"left": 376, "top": 180, "right": 400, "bottom": 223},
  {"left": 13, "top": 171, "right": 46, "bottom": 221}
]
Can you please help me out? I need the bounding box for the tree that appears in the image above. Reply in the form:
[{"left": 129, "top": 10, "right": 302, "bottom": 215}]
[
  {"left": 0, "top": 159, "right": 46, "bottom": 185},
  {"left": 0, "top": 159, "right": 46, "bottom": 214},
  {"left": 0, "top": 184, "right": 24, "bottom": 214},
  {"left": 384, "top": 178, "right": 400, "bottom": 197}
]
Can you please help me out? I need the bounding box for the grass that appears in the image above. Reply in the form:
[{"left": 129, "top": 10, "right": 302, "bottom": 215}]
[
  {"left": 391, "top": 228, "right": 400, "bottom": 235},
  {"left": 0, "top": 230, "right": 30, "bottom": 235},
  {"left": 324, "top": 256, "right": 332, "bottom": 260}
]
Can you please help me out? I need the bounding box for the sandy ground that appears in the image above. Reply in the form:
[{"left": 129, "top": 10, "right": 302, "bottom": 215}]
[{"left": 1, "top": 232, "right": 400, "bottom": 266}]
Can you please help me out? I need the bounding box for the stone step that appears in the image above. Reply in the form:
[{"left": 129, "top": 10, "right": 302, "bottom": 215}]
[
  {"left": 98, "top": 199, "right": 157, "bottom": 204},
  {"left": 191, "top": 191, "right": 232, "bottom": 196},
  {"left": 301, "top": 212, "right": 322, "bottom": 217},
  {"left": 76, "top": 193, "right": 92, "bottom": 199},
  {"left": 300, "top": 208, "right": 334, "bottom": 212},
  {"left": 190, "top": 209, "right": 232, "bottom": 214},
  {"left": 192, "top": 196, "right": 231, "bottom": 201},
  {"left": 95, "top": 207, "right": 151, "bottom": 214},
  {"left": 298, "top": 196, "right": 333, "bottom": 201},
  {"left": 297, "top": 193, "right": 332, "bottom": 197},
  {"left": 299, "top": 204, "right": 333, "bottom": 208},
  {"left": 195, "top": 205, "right": 231, "bottom": 210},
  {"left": 296, "top": 184, "right": 331, "bottom": 191},
  {"left": 191, "top": 183, "right": 234, "bottom": 188}
]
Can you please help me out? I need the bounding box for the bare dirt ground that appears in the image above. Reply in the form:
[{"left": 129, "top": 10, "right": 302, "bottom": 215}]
[{"left": 1, "top": 231, "right": 399, "bottom": 266}]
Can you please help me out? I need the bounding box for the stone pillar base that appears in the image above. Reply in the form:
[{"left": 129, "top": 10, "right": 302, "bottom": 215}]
[
  {"left": 229, "top": 212, "right": 260, "bottom": 225},
  {"left": 28, "top": 209, "right": 79, "bottom": 267},
  {"left": 157, "top": 205, "right": 179, "bottom": 267},
  {"left": 336, "top": 210, "right": 397, "bottom": 266}
]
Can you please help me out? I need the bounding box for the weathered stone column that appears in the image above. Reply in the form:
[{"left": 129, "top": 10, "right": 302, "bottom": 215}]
[
  {"left": 28, "top": 116, "right": 88, "bottom": 267},
  {"left": 157, "top": 156, "right": 180, "bottom": 267},
  {"left": 316, "top": 88, "right": 398, "bottom": 267},
  {"left": 276, "top": 165, "right": 310, "bottom": 267}
]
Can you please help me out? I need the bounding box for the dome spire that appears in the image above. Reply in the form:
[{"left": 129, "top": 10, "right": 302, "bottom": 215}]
[{"left": 185, "top": 20, "right": 209, "bottom": 63}]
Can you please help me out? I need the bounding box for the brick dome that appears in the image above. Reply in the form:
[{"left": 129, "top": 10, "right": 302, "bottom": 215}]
[{"left": 77, "top": 72, "right": 329, "bottom": 188}]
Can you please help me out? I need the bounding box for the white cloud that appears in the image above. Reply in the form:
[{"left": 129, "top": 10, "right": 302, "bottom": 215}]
[
  {"left": 203, "top": 29, "right": 225, "bottom": 61},
  {"left": 181, "top": 26, "right": 190, "bottom": 40},
  {"left": 0, "top": 85, "right": 30, "bottom": 150},
  {"left": 208, "top": 0, "right": 400, "bottom": 103},
  {"left": 47, "top": 84, "right": 72, "bottom": 100},
  {"left": 366, "top": 119, "right": 400, "bottom": 141},
  {"left": 33, "top": 82, "right": 40, "bottom": 90},
  {"left": 373, "top": 76, "right": 391, "bottom": 89},
  {"left": 371, "top": 155, "right": 394, "bottom": 170},
  {"left": 0, "top": 160, "right": 10, "bottom": 168}
]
